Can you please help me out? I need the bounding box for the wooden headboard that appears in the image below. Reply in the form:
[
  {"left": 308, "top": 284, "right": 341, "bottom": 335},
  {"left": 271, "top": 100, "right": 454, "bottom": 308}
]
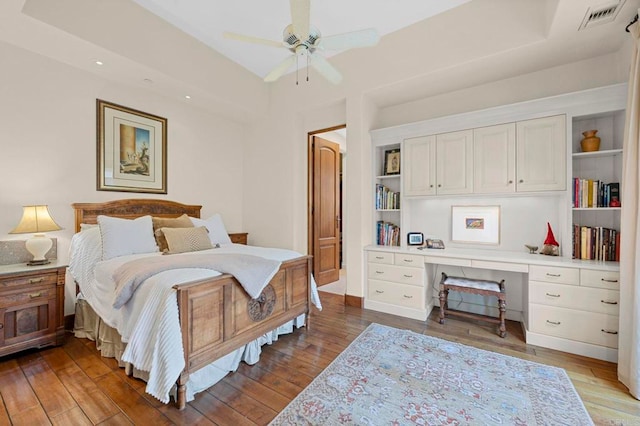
[{"left": 71, "top": 199, "right": 202, "bottom": 232}]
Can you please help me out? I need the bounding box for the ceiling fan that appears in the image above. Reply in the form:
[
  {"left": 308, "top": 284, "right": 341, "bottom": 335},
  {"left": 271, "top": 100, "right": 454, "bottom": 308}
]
[{"left": 223, "top": 0, "right": 380, "bottom": 84}]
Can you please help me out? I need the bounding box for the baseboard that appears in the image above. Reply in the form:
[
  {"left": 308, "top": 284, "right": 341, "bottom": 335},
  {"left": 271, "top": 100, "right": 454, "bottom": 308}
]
[
  {"left": 345, "top": 294, "right": 363, "bottom": 308},
  {"left": 64, "top": 314, "right": 75, "bottom": 331}
]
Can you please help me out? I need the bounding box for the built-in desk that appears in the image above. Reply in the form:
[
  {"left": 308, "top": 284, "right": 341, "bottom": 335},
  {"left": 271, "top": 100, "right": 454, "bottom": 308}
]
[{"left": 364, "top": 245, "right": 620, "bottom": 362}]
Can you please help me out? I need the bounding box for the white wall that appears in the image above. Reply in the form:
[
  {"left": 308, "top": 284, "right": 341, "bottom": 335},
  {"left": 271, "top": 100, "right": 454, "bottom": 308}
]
[{"left": 0, "top": 42, "right": 247, "bottom": 314}]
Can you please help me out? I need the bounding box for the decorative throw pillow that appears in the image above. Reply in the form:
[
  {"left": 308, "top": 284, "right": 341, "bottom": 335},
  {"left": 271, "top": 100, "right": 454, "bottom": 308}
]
[
  {"left": 190, "top": 214, "right": 233, "bottom": 245},
  {"left": 152, "top": 214, "right": 194, "bottom": 252},
  {"left": 160, "top": 226, "right": 213, "bottom": 254},
  {"left": 97, "top": 215, "right": 158, "bottom": 260}
]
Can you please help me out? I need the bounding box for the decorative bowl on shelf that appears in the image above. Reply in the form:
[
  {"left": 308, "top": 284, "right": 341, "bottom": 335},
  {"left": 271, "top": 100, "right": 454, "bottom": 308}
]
[{"left": 580, "top": 130, "right": 601, "bottom": 152}]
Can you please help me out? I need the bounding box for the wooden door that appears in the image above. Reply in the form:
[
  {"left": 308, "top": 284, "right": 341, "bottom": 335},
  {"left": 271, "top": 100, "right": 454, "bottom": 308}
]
[{"left": 311, "top": 136, "right": 341, "bottom": 285}]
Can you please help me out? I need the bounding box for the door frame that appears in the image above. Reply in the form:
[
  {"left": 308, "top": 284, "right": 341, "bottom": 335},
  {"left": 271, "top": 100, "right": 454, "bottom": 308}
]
[{"left": 307, "top": 124, "right": 346, "bottom": 276}]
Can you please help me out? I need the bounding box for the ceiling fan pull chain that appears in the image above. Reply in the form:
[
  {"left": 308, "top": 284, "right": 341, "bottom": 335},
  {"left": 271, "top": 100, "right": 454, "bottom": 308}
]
[
  {"left": 306, "top": 53, "right": 309, "bottom": 82},
  {"left": 296, "top": 53, "right": 299, "bottom": 85}
]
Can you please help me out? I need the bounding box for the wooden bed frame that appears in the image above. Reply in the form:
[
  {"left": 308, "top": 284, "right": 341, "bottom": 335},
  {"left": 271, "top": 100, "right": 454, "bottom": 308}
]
[{"left": 71, "top": 199, "right": 312, "bottom": 409}]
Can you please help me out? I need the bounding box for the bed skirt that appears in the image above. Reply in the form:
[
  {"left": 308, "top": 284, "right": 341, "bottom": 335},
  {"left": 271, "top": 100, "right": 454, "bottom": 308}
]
[{"left": 73, "top": 297, "right": 306, "bottom": 403}]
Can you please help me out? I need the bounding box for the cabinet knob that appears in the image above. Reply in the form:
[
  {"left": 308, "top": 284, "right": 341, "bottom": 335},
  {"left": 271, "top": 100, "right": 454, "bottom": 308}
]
[
  {"left": 508, "top": 180, "right": 513, "bottom": 184},
  {"left": 29, "top": 292, "right": 42, "bottom": 299},
  {"left": 601, "top": 300, "right": 618, "bottom": 305},
  {"left": 403, "top": 274, "right": 413, "bottom": 278},
  {"left": 546, "top": 320, "right": 561, "bottom": 325},
  {"left": 375, "top": 271, "right": 384, "bottom": 274},
  {"left": 403, "top": 295, "right": 413, "bottom": 299},
  {"left": 29, "top": 277, "right": 44, "bottom": 284},
  {"left": 519, "top": 179, "right": 524, "bottom": 183},
  {"left": 601, "top": 278, "right": 618, "bottom": 283},
  {"left": 430, "top": 185, "right": 434, "bottom": 188},
  {"left": 438, "top": 184, "right": 441, "bottom": 187},
  {"left": 546, "top": 273, "right": 561, "bottom": 277},
  {"left": 601, "top": 329, "right": 618, "bottom": 335},
  {"left": 375, "top": 290, "right": 384, "bottom": 294},
  {"left": 545, "top": 293, "right": 560, "bottom": 298}
]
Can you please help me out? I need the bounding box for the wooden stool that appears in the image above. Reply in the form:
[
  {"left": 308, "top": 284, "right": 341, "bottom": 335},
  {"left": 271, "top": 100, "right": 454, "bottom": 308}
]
[{"left": 438, "top": 272, "right": 507, "bottom": 338}]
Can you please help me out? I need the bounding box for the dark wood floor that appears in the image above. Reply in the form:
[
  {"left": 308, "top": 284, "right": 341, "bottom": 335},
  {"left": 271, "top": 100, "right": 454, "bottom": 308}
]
[{"left": 1, "top": 292, "right": 639, "bottom": 425}]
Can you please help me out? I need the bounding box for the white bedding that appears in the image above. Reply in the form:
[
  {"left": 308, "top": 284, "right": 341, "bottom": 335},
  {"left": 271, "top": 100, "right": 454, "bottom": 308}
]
[{"left": 69, "top": 227, "right": 321, "bottom": 403}]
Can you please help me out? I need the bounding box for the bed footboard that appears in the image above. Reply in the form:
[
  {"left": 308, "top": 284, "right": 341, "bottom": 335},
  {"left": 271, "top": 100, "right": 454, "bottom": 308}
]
[{"left": 173, "top": 255, "right": 312, "bottom": 409}]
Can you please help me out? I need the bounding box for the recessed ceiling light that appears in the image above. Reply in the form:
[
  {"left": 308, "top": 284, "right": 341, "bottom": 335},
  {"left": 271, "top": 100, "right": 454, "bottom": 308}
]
[
  {"left": 95, "top": 60, "right": 103, "bottom": 65},
  {"left": 185, "top": 95, "right": 191, "bottom": 99}
]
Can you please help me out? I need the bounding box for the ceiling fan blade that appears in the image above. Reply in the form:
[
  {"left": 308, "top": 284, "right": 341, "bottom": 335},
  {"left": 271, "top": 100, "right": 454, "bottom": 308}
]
[
  {"left": 290, "top": 0, "right": 310, "bottom": 40},
  {"left": 223, "top": 31, "right": 284, "bottom": 48},
  {"left": 264, "top": 55, "right": 297, "bottom": 82},
  {"left": 309, "top": 53, "right": 342, "bottom": 84},
  {"left": 318, "top": 28, "right": 380, "bottom": 51}
]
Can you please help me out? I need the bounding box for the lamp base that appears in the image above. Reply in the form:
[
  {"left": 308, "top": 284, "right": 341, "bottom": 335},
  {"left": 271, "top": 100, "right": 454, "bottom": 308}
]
[{"left": 27, "top": 259, "right": 51, "bottom": 266}]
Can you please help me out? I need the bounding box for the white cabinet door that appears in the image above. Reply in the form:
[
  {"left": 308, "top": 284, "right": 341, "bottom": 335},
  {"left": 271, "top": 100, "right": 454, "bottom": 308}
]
[
  {"left": 516, "top": 115, "right": 566, "bottom": 192},
  {"left": 436, "top": 129, "right": 473, "bottom": 195},
  {"left": 403, "top": 136, "right": 436, "bottom": 196},
  {"left": 474, "top": 123, "right": 516, "bottom": 194}
]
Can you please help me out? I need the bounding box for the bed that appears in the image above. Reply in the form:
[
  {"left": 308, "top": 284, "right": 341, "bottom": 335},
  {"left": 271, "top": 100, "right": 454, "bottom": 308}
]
[{"left": 69, "top": 199, "right": 319, "bottom": 409}]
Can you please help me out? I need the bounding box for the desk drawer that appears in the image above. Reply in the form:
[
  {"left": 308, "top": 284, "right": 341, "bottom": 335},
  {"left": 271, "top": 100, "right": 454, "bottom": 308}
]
[
  {"left": 394, "top": 253, "right": 424, "bottom": 268},
  {"left": 529, "top": 281, "right": 619, "bottom": 316},
  {"left": 368, "top": 280, "right": 424, "bottom": 309},
  {"left": 529, "top": 304, "right": 618, "bottom": 348},
  {"left": 367, "top": 251, "right": 394, "bottom": 264},
  {"left": 367, "top": 263, "right": 423, "bottom": 286},
  {"left": 529, "top": 265, "right": 578, "bottom": 285},
  {"left": 580, "top": 269, "right": 620, "bottom": 290}
]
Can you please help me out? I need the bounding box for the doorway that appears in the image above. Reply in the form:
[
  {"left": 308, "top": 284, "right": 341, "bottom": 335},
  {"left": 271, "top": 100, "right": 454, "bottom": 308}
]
[{"left": 308, "top": 125, "right": 346, "bottom": 294}]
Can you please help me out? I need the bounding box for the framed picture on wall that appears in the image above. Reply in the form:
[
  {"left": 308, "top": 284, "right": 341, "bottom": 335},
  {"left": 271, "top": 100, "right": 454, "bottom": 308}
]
[
  {"left": 451, "top": 205, "right": 500, "bottom": 244},
  {"left": 384, "top": 149, "right": 400, "bottom": 175},
  {"left": 97, "top": 99, "right": 168, "bottom": 193}
]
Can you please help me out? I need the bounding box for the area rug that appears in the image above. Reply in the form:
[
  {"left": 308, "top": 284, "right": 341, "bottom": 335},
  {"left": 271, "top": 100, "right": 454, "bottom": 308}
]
[{"left": 270, "top": 323, "right": 593, "bottom": 425}]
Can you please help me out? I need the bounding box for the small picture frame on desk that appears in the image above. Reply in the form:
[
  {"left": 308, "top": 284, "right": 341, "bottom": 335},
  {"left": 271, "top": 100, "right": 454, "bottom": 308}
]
[{"left": 383, "top": 149, "right": 400, "bottom": 175}]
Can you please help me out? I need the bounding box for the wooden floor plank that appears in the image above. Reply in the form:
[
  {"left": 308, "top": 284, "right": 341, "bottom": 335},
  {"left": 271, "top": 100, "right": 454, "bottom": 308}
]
[
  {"left": 19, "top": 355, "right": 78, "bottom": 418},
  {"left": 50, "top": 405, "right": 93, "bottom": 426},
  {"left": 206, "top": 381, "right": 276, "bottom": 424},
  {"left": 189, "top": 389, "right": 257, "bottom": 426}
]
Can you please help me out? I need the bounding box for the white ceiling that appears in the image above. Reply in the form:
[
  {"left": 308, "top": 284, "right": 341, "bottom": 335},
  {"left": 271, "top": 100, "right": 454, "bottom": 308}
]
[{"left": 129, "top": 0, "right": 470, "bottom": 79}]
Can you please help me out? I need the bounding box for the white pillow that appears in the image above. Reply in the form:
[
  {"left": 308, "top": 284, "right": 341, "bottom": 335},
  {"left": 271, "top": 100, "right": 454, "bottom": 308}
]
[
  {"left": 97, "top": 215, "right": 158, "bottom": 260},
  {"left": 190, "top": 214, "right": 232, "bottom": 245}
]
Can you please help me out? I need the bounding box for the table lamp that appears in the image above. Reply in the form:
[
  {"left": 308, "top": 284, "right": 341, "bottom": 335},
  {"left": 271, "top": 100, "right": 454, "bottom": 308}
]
[{"left": 9, "top": 205, "right": 61, "bottom": 265}]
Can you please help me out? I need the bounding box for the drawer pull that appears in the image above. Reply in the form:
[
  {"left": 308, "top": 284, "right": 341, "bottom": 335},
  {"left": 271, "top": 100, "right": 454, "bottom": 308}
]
[
  {"left": 545, "top": 273, "right": 561, "bottom": 277},
  {"left": 546, "top": 320, "right": 561, "bottom": 325},
  {"left": 601, "top": 329, "right": 618, "bottom": 335},
  {"left": 29, "top": 292, "right": 42, "bottom": 298},
  {"left": 375, "top": 271, "right": 384, "bottom": 274},
  {"left": 403, "top": 274, "right": 413, "bottom": 278},
  {"left": 545, "top": 293, "right": 561, "bottom": 298},
  {"left": 375, "top": 290, "right": 384, "bottom": 294},
  {"left": 29, "top": 277, "right": 45, "bottom": 284},
  {"left": 403, "top": 259, "right": 413, "bottom": 263},
  {"left": 601, "top": 300, "right": 618, "bottom": 305},
  {"left": 403, "top": 295, "right": 413, "bottom": 299},
  {"left": 601, "top": 278, "right": 619, "bottom": 283},
  {"left": 375, "top": 256, "right": 384, "bottom": 260}
]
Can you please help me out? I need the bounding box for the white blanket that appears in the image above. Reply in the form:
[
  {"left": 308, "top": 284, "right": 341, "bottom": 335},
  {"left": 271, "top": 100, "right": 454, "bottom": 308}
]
[
  {"left": 69, "top": 227, "right": 322, "bottom": 403},
  {"left": 112, "top": 253, "right": 281, "bottom": 308}
]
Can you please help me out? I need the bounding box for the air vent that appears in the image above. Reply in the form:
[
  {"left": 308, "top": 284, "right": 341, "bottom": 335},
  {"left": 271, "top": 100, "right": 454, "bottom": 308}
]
[{"left": 579, "top": 0, "right": 626, "bottom": 30}]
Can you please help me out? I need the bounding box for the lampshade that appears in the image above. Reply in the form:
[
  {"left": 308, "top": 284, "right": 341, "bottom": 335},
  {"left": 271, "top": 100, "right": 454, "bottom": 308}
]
[
  {"left": 10, "top": 205, "right": 61, "bottom": 234},
  {"left": 10, "top": 205, "right": 61, "bottom": 265}
]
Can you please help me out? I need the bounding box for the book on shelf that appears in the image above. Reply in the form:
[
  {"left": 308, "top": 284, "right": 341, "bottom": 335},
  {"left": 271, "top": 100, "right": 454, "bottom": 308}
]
[
  {"left": 376, "top": 221, "right": 400, "bottom": 246},
  {"left": 375, "top": 184, "right": 400, "bottom": 210},
  {"left": 572, "top": 178, "right": 620, "bottom": 208},
  {"left": 573, "top": 224, "right": 619, "bottom": 261}
]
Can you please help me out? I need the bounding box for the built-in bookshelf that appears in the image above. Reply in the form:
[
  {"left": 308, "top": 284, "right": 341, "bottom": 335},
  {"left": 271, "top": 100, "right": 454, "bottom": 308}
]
[
  {"left": 373, "top": 143, "right": 401, "bottom": 246},
  {"left": 571, "top": 111, "right": 624, "bottom": 260}
]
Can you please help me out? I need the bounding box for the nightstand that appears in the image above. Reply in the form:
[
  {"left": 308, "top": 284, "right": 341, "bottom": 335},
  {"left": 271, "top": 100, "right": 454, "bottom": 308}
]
[
  {"left": 0, "top": 261, "right": 66, "bottom": 357},
  {"left": 228, "top": 232, "right": 248, "bottom": 245}
]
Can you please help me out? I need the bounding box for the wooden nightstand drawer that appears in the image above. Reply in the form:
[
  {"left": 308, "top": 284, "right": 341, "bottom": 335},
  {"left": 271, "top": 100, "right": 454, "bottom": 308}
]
[
  {"left": 228, "top": 233, "right": 248, "bottom": 245},
  {"left": 0, "top": 272, "right": 58, "bottom": 290},
  {"left": 0, "top": 283, "right": 56, "bottom": 308}
]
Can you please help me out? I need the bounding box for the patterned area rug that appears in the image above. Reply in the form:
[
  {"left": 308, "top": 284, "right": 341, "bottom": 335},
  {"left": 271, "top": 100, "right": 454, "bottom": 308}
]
[{"left": 270, "top": 323, "right": 593, "bottom": 425}]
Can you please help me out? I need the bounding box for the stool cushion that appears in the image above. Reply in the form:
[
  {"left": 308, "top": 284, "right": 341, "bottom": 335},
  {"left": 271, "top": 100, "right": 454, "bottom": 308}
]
[{"left": 442, "top": 276, "right": 501, "bottom": 292}]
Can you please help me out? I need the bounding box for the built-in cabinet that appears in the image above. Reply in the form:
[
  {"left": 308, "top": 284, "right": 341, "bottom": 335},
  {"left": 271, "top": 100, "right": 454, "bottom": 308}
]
[
  {"left": 402, "top": 115, "right": 566, "bottom": 199},
  {"left": 367, "top": 83, "right": 628, "bottom": 362},
  {"left": 373, "top": 143, "right": 401, "bottom": 246}
]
